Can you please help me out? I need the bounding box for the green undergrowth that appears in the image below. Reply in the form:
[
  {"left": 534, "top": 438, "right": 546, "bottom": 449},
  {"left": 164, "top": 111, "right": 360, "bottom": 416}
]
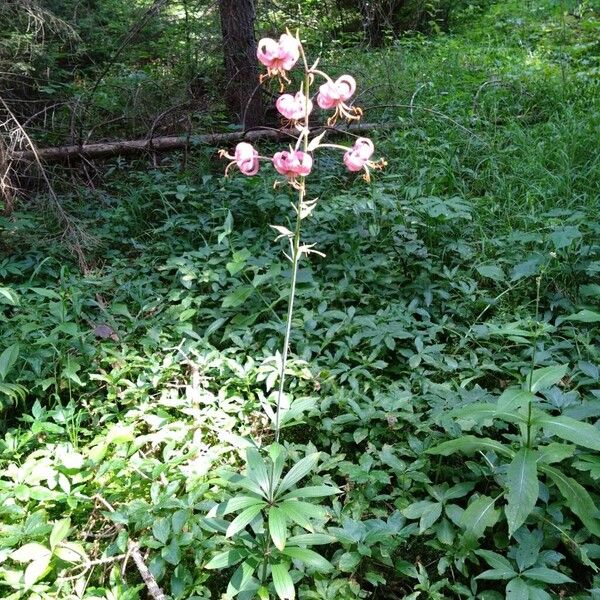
[{"left": 1, "top": 1, "right": 600, "bottom": 599}]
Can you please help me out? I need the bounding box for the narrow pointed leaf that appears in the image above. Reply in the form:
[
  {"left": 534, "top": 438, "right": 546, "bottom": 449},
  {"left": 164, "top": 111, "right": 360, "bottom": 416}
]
[
  {"left": 281, "top": 486, "right": 339, "bottom": 500},
  {"left": 268, "top": 506, "right": 288, "bottom": 551},
  {"left": 528, "top": 364, "right": 568, "bottom": 393},
  {"left": 271, "top": 563, "right": 295, "bottom": 600},
  {"left": 205, "top": 549, "right": 246, "bottom": 570},
  {"left": 537, "top": 414, "right": 600, "bottom": 451},
  {"left": 283, "top": 547, "right": 334, "bottom": 571},
  {"left": 541, "top": 464, "right": 600, "bottom": 536},
  {"left": 505, "top": 448, "right": 538, "bottom": 537},
  {"left": 276, "top": 453, "right": 320, "bottom": 497},
  {"left": 208, "top": 495, "right": 265, "bottom": 518},
  {"left": 427, "top": 435, "right": 514, "bottom": 457},
  {"left": 226, "top": 504, "right": 264, "bottom": 538},
  {"left": 460, "top": 495, "right": 500, "bottom": 538},
  {"left": 246, "top": 448, "right": 270, "bottom": 495}
]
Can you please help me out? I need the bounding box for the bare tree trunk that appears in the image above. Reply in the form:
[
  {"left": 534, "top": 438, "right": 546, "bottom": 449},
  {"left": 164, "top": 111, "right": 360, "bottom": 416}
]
[{"left": 219, "top": 0, "right": 263, "bottom": 129}]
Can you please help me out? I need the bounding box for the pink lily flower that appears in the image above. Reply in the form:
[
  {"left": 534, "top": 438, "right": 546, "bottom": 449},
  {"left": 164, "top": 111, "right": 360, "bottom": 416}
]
[
  {"left": 257, "top": 33, "right": 300, "bottom": 78},
  {"left": 273, "top": 150, "right": 313, "bottom": 180},
  {"left": 276, "top": 91, "right": 313, "bottom": 122},
  {"left": 343, "top": 137, "right": 386, "bottom": 181},
  {"left": 219, "top": 142, "right": 260, "bottom": 176},
  {"left": 316, "top": 75, "right": 361, "bottom": 124}
]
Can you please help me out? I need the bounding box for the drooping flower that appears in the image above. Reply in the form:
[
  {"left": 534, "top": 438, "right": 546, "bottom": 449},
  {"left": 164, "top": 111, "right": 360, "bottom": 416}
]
[
  {"left": 219, "top": 142, "right": 260, "bottom": 176},
  {"left": 276, "top": 91, "right": 313, "bottom": 122},
  {"left": 273, "top": 150, "right": 313, "bottom": 179},
  {"left": 257, "top": 33, "right": 300, "bottom": 78},
  {"left": 317, "top": 75, "right": 361, "bottom": 124},
  {"left": 343, "top": 137, "right": 386, "bottom": 181}
]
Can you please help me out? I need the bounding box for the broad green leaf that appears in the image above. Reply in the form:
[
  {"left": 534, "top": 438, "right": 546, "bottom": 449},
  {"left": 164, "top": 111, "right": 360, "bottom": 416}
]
[
  {"left": 54, "top": 542, "right": 86, "bottom": 563},
  {"left": 205, "top": 549, "right": 246, "bottom": 570},
  {"left": 542, "top": 465, "right": 600, "bottom": 536},
  {"left": 527, "top": 364, "right": 568, "bottom": 394},
  {"left": 208, "top": 496, "right": 265, "bottom": 518},
  {"left": 537, "top": 414, "right": 600, "bottom": 451},
  {"left": 427, "top": 435, "right": 514, "bottom": 457},
  {"left": 152, "top": 517, "right": 171, "bottom": 544},
  {"left": 227, "top": 560, "right": 257, "bottom": 596},
  {"left": 522, "top": 567, "right": 573, "bottom": 584},
  {"left": 475, "top": 549, "right": 515, "bottom": 572},
  {"left": 278, "top": 500, "right": 325, "bottom": 531},
  {"left": 226, "top": 504, "right": 264, "bottom": 538},
  {"left": 222, "top": 286, "right": 254, "bottom": 308},
  {"left": 497, "top": 389, "right": 536, "bottom": 411},
  {"left": 49, "top": 518, "right": 70, "bottom": 549},
  {"left": 271, "top": 562, "right": 295, "bottom": 600},
  {"left": 452, "top": 403, "right": 526, "bottom": 424},
  {"left": 281, "top": 485, "right": 339, "bottom": 500},
  {"left": 10, "top": 543, "right": 51, "bottom": 563},
  {"left": 283, "top": 547, "right": 333, "bottom": 571},
  {"left": 505, "top": 448, "right": 539, "bottom": 537},
  {"left": 505, "top": 577, "right": 529, "bottom": 600},
  {"left": 476, "top": 569, "right": 517, "bottom": 580},
  {"left": 476, "top": 264, "right": 505, "bottom": 281},
  {"left": 558, "top": 310, "right": 600, "bottom": 324},
  {"left": 268, "top": 506, "right": 288, "bottom": 551},
  {"left": 460, "top": 495, "right": 500, "bottom": 538},
  {"left": 0, "top": 287, "right": 19, "bottom": 306},
  {"left": 0, "top": 344, "right": 19, "bottom": 380},
  {"left": 276, "top": 453, "right": 320, "bottom": 497},
  {"left": 536, "top": 443, "right": 575, "bottom": 465},
  {"left": 24, "top": 555, "right": 51, "bottom": 589}
]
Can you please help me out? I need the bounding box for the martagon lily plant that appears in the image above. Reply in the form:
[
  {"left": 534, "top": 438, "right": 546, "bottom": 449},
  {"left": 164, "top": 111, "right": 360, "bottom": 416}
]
[
  {"left": 206, "top": 32, "right": 385, "bottom": 600},
  {"left": 220, "top": 31, "right": 385, "bottom": 443}
]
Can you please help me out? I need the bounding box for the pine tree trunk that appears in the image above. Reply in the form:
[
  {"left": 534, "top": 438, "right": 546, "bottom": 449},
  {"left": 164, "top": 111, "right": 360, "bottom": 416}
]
[{"left": 219, "top": 0, "right": 263, "bottom": 129}]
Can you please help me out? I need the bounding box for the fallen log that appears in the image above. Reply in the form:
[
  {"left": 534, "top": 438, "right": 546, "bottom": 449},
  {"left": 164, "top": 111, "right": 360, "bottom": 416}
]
[{"left": 10, "top": 123, "right": 388, "bottom": 163}]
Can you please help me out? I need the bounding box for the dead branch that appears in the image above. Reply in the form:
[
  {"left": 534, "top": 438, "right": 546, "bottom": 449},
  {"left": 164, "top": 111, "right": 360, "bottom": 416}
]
[
  {"left": 10, "top": 122, "right": 391, "bottom": 163},
  {"left": 95, "top": 495, "right": 167, "bottom": 600}
]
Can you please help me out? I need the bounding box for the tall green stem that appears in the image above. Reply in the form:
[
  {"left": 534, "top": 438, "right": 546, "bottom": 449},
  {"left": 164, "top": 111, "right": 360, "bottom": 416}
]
[
  {"left": 273, "top": 68, "right": 311, "bottom": 444},
  {"left": 525, "top": 276, "right": 542, "bottom": 448}
]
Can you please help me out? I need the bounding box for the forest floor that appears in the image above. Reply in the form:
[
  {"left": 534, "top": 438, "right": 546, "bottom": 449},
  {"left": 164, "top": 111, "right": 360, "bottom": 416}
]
[{"left": 1, "top": 1, "right": 600, "bottom": 599}]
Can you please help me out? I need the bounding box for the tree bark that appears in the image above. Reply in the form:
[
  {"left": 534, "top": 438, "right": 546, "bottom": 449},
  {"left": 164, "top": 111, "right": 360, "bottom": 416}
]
[{"left": 219, "top": 0, "right": 264, "bottom": 129}]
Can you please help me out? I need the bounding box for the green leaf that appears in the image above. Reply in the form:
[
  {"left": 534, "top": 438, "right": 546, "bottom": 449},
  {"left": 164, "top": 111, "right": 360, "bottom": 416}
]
[
  {"left": 542, "top": 465, "right": 600, "bottom": 536},
  {"left": 205, "top": 549, "right": 246, "bottom": 570},
  {"left": 281, "top": 485, "right": 339, "bottom": 500},
  {"left": 161, "top": 539, "right": 181, "bottom": 566},
  {"left": 527, "top": 364, "right": 568, "bottom": 394},
  {"left": 268, "top": 506, "right": 288, "bottom": 551},
  {"left": 0, "top": 344, "right": 19, "bottom": 380},
  {"left": 475, "top": 550, "right": 515, "bottom": 572},
  {"left": 537, "top": 414, "right": 600, "bottom": 451},
  {"left": 505, "top": 577, "right": 529, "bottom": 600},
  {"left": 10, "top": 543, "right": 51, "bottom": 563},
  {"left": 427, "top": 435, "right": 514, "bottom": 457},
  {"left": 477, "top": 569, "right": 517, "bottom": 581},
  {"left": 246, "top": 448, "right": 271, "bottom": 496},
  {"left": 278, "top": 500, "right": 324, "bottom": 532},
  {"left": 460, "top": 495, "right": 500, "bottom": 538},
  {"left": 271, "top": 563, "right": 295, "bottom": 600},
  {"left": 227, "top": 560, "right": 257, "bottom": 597},
  {"left": 452, "top": 403, "right": 526, "bottom": 424},
  {"left": 476, "top": 264, "right": 505, "bottom": 281},
  {"left": 152, "top": 517, "right": 171, "bottom": 544},
  {"left": 276, "top": 453, "right": 320, "bottom": 497},
  {"left": 287, "top": 533, "right": 337, "bottom": 546},
  {"left": 497, "top": 389, "right": 536, "bottom": 411},
  {"left": 505, "top": 448, "right": 539, "bottom": 537},
  {"left": 338, "top": 551, "right": 361, "bottom": 572},
  {"left": 222, "top": 286, "right": 254, "bottom": 308},
  {"left": 536, "top": 443, "right": 575, "bottom": 465},
  {"left": 0, "top": 287, "right": 19, "bottom": 306},
  {"left": 24, "top": 554, "right": 51, "bottom": 589},
  {"left": 208, "top": 496, "right": 265, "bottom": 518},
  {"left": 49, "top": 518, "right": 70, "bottom": 550},
  {"left": 522, "top": 567, "right": 573, "bottom": 584},
  {"left": 226, "top": 504, "right": 264, "bottom": 538},
  {"left": 283, "top": 547, "right": 333, "bottom": 571},
  {"left": 558, "top": 309, "right": 600, "bottom": 324}
]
